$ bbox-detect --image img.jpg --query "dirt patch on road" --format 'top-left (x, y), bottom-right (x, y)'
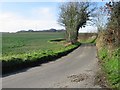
top-left (67, 73), bottom-right (89, 83)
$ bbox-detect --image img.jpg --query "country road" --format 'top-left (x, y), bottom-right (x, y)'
top-left (2, 45), bottom-right (101, 88)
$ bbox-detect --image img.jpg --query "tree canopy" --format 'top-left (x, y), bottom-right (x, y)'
top-left (58, 2), bottom-right (95, 44)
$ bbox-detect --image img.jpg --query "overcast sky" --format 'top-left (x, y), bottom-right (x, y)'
top-left (0, 0), bottom-right (108, 33)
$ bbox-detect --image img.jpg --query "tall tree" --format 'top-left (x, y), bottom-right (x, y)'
top-left (58, 2), bottom-right (95, 44)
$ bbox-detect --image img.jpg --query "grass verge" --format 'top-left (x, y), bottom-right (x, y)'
top-left (2, 42), bottom-right (81, 74)
top-left (97, 47), bottom-right (120, 89)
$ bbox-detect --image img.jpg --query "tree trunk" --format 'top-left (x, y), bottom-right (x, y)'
top-left (65, 28), bottom-right (78, 44)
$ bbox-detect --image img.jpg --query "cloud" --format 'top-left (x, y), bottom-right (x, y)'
top-left (0, 0), bottom-right (112, 2)
top-left (0, 0), bottom-right (67, 2)
top-left (0, 7), bottom-right (97, 33)
top-left (0, 8), bottom-right (63, 32)
top-left (31, 7), bottom-right (55, 20)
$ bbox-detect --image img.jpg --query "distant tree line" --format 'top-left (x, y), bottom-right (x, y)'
top-left (17, 28), bottom-right (65, 33)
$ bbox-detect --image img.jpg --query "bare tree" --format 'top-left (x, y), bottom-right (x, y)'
top-left (93, 6), bottom-right (108, 32)
top-left (58, 2), bottom-right (95, 44)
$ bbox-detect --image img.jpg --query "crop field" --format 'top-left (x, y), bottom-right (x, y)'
top-left (2, 32), bottom-right (66, 59)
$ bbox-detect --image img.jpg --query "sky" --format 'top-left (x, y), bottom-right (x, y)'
top-left (0, 1), bottom-right (108, 33)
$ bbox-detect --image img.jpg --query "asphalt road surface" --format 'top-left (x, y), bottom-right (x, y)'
top-left (2, 45), bottom-right (101, 88)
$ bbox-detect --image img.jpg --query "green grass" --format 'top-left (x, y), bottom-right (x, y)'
top-left (98, 47), bottom-right (120, 89)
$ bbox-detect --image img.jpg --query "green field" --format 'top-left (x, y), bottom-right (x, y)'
top-left (2, 32), bottom-right (67, 59)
